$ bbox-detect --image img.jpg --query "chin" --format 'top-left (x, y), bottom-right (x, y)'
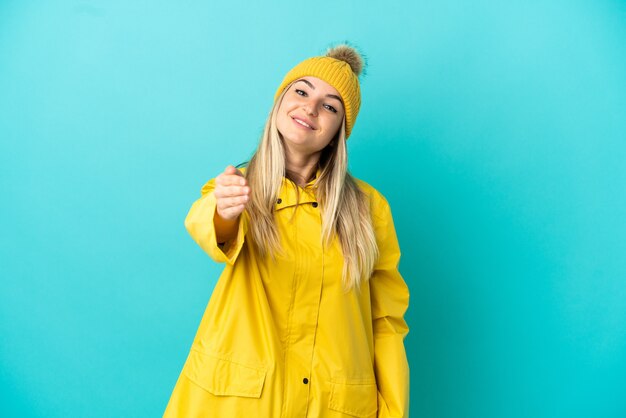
top-left (283, 136), bottom-right (321, 153)
top-left (283, 137), bottom-right (309, 149)
top-left (281, 129), bottom-right (310, 144)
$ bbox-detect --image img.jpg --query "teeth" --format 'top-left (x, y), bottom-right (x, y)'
top-left (294, 118), bottom-right (311, 128)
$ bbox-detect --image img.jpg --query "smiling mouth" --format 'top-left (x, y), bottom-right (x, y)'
top-left (291, 116), bottom-right (314, 130)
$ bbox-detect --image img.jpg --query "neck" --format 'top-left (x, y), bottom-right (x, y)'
top-left (284, 149), bottom-right (321, 187)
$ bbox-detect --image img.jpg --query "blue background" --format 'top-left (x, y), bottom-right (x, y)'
top-left (1, 1), bottom-right (625, 417)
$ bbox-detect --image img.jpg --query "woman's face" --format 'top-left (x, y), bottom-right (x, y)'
top-left (276, 76), bottom-right (345, 158)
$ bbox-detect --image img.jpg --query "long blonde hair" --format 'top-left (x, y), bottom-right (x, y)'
top-left (245, 84), bottom-right (379, 292)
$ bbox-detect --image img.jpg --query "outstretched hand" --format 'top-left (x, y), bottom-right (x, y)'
top-left (214, 165), bottom-right (250, 221)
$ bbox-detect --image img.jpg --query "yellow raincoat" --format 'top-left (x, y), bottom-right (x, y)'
top-left (164, 168), bottom-right (410, 417)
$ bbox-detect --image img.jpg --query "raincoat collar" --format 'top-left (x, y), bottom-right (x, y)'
top-left (238, 165), bottom-right (321, 210)
top-left (276, 166), bottom-right (321, 210)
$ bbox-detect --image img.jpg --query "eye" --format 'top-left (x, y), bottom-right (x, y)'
top-left (295, 89), bottom-right (307, 97)
top-left (324, 104), bottom-right (338, 113)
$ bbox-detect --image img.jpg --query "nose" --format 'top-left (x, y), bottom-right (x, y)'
top-left (303, 102), bottom-right (318, 117)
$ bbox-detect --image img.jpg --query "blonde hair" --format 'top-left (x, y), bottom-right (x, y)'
top-left (245, 84), bottom-right (379, 292)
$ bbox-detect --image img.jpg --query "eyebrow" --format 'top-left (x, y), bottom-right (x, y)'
top-left (295, 79), bottom-right (344, 105)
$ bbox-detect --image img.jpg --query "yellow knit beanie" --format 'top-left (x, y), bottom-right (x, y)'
top-left (274, 44), bottom-right (365, 139)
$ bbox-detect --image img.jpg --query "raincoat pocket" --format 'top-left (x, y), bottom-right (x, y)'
top-left (183, 348), bottom-right (267, 398)
top-left (328, 378), bottom-right (378, 417)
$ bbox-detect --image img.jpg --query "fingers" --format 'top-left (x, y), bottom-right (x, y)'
top-left (216, 192), bottom-right (248, 220)
top-left (216, 165), bottom-right (247, 187)
top-left (224, 165), bottom-right (244, 177)
top-left (214, 185), bottom-right (250, 199)
top-left (216, 194), bottom-right (249, 208)
top-left (215, 165), bottom-right (250, 221)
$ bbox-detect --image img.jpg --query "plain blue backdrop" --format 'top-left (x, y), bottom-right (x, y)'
top-left (1, 0), bottom-right (625, 417)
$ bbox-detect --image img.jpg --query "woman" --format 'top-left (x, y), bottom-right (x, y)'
top-left (164, 44), bottom-right (410, 418)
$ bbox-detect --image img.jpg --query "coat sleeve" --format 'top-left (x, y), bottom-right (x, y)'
top-left (369, 191), bottom-right (410, 418)
top-left (183, 178), bottom-right (248, 265)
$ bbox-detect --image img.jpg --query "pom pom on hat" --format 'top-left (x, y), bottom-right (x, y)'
top-left (325, 44), bottom-right (365, 77)
top-left (274, 43), bottom-right (365, 139)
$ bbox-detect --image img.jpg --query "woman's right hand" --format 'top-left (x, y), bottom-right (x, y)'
top-left (214, 165), bottom-right (250, 221)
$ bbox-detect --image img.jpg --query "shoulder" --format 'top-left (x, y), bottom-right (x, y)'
top-left (200, 177), bottom-right (217, 196)
top-left (353, 176), bottom-right (388, 203)
top-left (352, 176), bottom-right (392, 220)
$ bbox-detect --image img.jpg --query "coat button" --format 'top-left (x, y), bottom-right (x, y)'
top-left (303, 378), bottom-right (309, 384)
top-left (312, 202), bottom-right (318, 208)
top-left (277, 198), bottom-right (282, 204)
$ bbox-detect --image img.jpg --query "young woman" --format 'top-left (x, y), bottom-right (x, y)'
top-left (164, 44), bottom-right (410, 418)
